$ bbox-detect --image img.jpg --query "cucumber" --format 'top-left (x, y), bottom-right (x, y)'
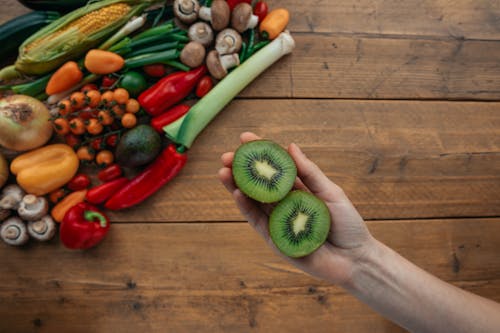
top-left (16, 0), bottom-right (88, 12)
top-left (0, 10), bottom-right (60, 60)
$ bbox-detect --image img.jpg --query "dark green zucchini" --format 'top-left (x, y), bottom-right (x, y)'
top-left (0, 10), bottom-right (60, 60)
top-left (16, 0), bottom-right (89, 12)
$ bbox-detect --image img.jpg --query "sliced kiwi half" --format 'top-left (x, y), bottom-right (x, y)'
top-left (232, 140), bottom-right (297, 203)
top-left (269, 190), bottom-right (331, 258)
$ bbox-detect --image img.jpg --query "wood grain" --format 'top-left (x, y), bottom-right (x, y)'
top-left (105, 99), bottom-right (500, 222)
top-left (2, 3), bottom-right (500, 100)
top-left (1, 218), bottom-right (499, 332)
top-left (237, 34), bottom-right (500, 100)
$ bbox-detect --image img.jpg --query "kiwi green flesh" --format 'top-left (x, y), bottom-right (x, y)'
top-left (269, 191), bottom-right (331, 258)
top-left (232, 140), bottom-right (297, 203)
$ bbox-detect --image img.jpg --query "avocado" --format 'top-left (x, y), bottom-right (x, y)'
top-left (115, 124), bottom-right (161, 168)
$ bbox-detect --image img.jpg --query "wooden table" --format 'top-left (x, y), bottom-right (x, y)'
top-left (1, 1), bottom-right (499, 332)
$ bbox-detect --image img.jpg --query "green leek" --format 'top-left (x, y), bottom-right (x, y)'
top-left (164, 31), bottom-right (295, 148)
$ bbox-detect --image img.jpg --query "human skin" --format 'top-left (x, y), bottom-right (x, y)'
top-left (218, 132), bottom-right (500, 333)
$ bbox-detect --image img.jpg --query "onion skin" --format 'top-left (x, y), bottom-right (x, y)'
top-left (0, 153), bottom-right (7, 189)
top-left (0, 95), bottom-right (53, 152)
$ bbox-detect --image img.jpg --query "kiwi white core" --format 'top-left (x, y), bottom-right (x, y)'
top-left (255, 160), bottom-right (278, 180)
top-left (292, 212), bottom-right (309, 235)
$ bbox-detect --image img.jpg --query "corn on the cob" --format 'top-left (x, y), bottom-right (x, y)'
top-left (15, 0), bottom-right (161, 75)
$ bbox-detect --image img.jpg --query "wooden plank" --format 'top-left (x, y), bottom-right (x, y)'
top-left (283, 0), bottom-right (500, 40)
top-left (0, 218), bottom-right (499, 332)
top-left (2, 0), bottom-right (500, 41)
top-left (238, 34), bottom-right (500, 100)
top-left (2, 3), bottom-right (500, 100)
top-left (105, 99), bottom-right (500, 222)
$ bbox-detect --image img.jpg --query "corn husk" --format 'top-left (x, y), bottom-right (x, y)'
top-left (14, 0), bottom-right (161, 75)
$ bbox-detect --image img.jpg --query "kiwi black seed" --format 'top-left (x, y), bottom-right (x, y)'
top-left (232, 140), bottom-right (297, 203)
top-left (269, 190), bottom-right (331, 258)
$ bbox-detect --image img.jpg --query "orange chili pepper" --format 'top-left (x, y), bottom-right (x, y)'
top-left (259, 8), bottom-right (289, 40)
top-left (46, 61), bottom-right (83, 95)
top-left (84, 49), bottom-right (124, 75)
top-left (51, 189), bottom-right (88, 223)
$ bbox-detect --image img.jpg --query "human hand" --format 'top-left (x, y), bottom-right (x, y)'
top-left (218, 132), bottom-right (375, 287)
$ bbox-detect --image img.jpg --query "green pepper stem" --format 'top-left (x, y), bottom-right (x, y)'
top-left (84, 210), bottom-right (108, 228)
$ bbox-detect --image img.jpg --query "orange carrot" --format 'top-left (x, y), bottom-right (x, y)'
top-left (45, 61), bottom-right (83, 95)
top-left (51, 189), bottom-right (87, 223)
top-left (84, 49), bottom-right (125, 74)
top-left (259, 8), bottom-right (290, 40)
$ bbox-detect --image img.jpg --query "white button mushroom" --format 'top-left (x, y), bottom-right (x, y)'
top-left (215, 28), bottom-right (243, 55)
top-left (0, 184), bottom-right (25, 210)
top-left (180, 41), bottom-right (207, 68)
top-left (17, 194), bottom-right (49, 222)
top-left (27, 215), bottom-right (56, 242)
top-left (188, 22), bottom-right (214, 47)
top-left (173, 0), bottom-right (200, 24)
top-left (1, 216), bottom-right (29, 246)
top-left (199, 0), bottom-right (230, 31)
top-left (206, 50), bottom-right (240, 80)
top-left (231, 3), bottom-right (259, 33)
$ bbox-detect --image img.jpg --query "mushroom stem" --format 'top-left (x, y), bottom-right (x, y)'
top-left (219, 54), bottom-right (240, 70)
top-left (1, 217), bottom-right (29, 246)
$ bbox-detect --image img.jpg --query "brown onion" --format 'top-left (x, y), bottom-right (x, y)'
top-left (0, 95), bottom-right (53, 152)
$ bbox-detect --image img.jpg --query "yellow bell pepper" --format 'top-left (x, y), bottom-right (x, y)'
top-left (10, 144), bottom-right (79, 196)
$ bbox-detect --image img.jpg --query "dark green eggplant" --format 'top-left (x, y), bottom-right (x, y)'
top-left (16, 0), bottom-right (89, 12)
top-left (0, 10), bottom-right (60, 60)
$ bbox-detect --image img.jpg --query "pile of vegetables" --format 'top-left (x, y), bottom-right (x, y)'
top-left (0, 0), bottom-right (294, 249)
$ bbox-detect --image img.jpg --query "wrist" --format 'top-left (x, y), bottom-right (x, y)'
top-left (339, 236), bottom-right (386, 292)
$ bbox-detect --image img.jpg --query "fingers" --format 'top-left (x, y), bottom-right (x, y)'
top-left (218, 166), bottom-right (236, 193)
top-left (221, 152), bottom-right (234, 168)
top-left (288, 143), bottom-right (347, 203)
top-left (240, 132), bottom-right (261, 143)
top-left (232, 189), bottom-right (272, 243)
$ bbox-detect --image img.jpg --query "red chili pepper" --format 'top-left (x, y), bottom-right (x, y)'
top-left (60, 202), bottom-right (110, 249)
top-left (67, 174), bottom-right (91, 191)
top-left (227, 0), bottom-right (251, 11)
top-left (105, 144), bottom-right (187, 210)
top-left (98, 164), bottom-right (123, 182)
top-left (253, 1), bottom-right (268, 23)
top-left (86, 177), bottom-right (129, 205)
top-left (138, 66), bottom-right (206, 117)
top-left (195, 75), bottom-right (213, 98)
top-left (150, 104), bottom-right (190, 133)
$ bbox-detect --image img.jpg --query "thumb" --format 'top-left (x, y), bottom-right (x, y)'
top-left (288, 143), bottom-right (348, 204)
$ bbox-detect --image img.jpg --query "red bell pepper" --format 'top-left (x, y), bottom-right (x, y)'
top-left (86, 177), bottom-right (129, 205)
top-left (105, 144), bottom-right (187, 210)
top-left (98, 164), bottom-right (123, 182)
top-left (138, 66), bottom-right (206, 117)
top-left (60, 202), bottom-right (110, 249)
top-left (150, 104), bottom-right (190, 133)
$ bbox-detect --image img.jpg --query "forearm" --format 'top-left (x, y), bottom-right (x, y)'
top-left (343, 239), bottom-right (500, 333)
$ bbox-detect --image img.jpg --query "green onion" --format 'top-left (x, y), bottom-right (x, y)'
top-left (125, 41), bottom-right (180, 58)
top-left (99, 14), bottom-right (147, 50)
top-left (163, 60), bottom-right (190, 71)
top-left (131, 22), bottom-right (174, 41)
top-left (164, 31), bottom-right (295, 148)
top-left (124, 49), bottom-right (179, 68)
